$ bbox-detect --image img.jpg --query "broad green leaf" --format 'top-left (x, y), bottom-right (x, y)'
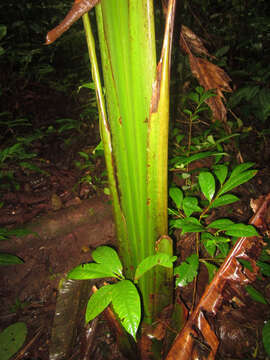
top-left (202, 260), bottom-right (218, 283)
top-left (174, 254), bottom-right (199, 287)
top-left (0, 322), bottom-right (27, 360)
top-left (92, 246), bottom-right (123, 277)
top-left (230, 162), bottom-right (254, 178)
top-left (245, 285), bottom-right (267, 304)
top-left (216, 241), bottom-right (229, 257)
top-left (210, 194), bottom-right (239, 208)
top-left (207, 218), bottom-right (234, 230)
top-left (0, 253), bottom-right (24, 266)
top-left (169, 187), bottom-right (183, 209)
top-left (257, 260), bottom-right (270, 276)
top-left (112, 280), bottom-right (141, 339)
top-left (213, 164), bottom-right (228, 185)
top-left (134, 253), bottom-right (177, 283)
top-left (68, 246), bottom-right (124, 280)
top-left (85, 284), bottom-right (113, 323)
top-left (202, 233), bottom-right (230, 257)
top-left (201, 232), bottom-right (216, 257)
top-left (183, 197), bottom-right (202, 217)
top-left (179, 217), bottom-right (205, 234)
top-left (219, 170), bottom-right (257, 196)
top-left (203, 241), bottom-right (216, 257)
top-left (169, 218), bottom-right (184, 229)
top-left (263, 320), bottom-right (270, 356)
top-left (225, 224), bottom-right (258, 237)
top-left (68, 263), bottom-right (117, 280)
top-left (198, 172), bottom-right (215, 201)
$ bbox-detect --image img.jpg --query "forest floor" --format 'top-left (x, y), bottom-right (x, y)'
top-left (0, 80), bottom-right (270, 360)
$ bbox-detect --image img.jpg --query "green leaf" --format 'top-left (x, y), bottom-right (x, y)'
top-left (169, 187), bottom-right (183, 209)
top-left (207, 218), bottom-right (234, 230)
top-left (238, 258), bottom-right (253, 272)
top-left (257, 260), bottom-right (270, 276)
top-left (219, 170), bottom-right (257, 196)
top-left (0, 322), bottom-right (27, 360)
top-left (68, 246), bottom-right (124, 280)
top-left (92, 246), bottom-right (123, 278)
top-left (0, 228), bottom-right (35, 240)
top-left (178, 217), bottom-right (205, 234)
top-left (245, 285), bottom-right (267, 304)
top-left (201, 232), bottom-right (216, 257)
top-left (210, 194), bottom-right (239, 208)
top-left (134, 253), bottom-right (177, 283)
top-left (85, 284), bottom-right (113, 323)
top-left (216, 241), bottom-right (230, 257)
top-left (263, 320), bottom-right (270, 356)
top-left (213, 164), bottom-right (228, 185)
top-left (112, 280), bottom-right (141, 339)
top-left (68, 263), bottom-right (117, 280)
top-left (0, 25), bottom-right (7, 41)
top-left (183, 109), bottom-right (192, 116)
top-left (202, 260), bottom-right (218, 283)
top-left (170, 151), bottom-right (223, 170)
top-left (224, 224), bottom-right (258, 237)
top-left (202, 233), bottom-right (230, 257)
top-left (230, 162), bottom-right (255, 178)
top-left (0, 253), bottom-right (24, 266)
top-left (174, 254), bottom-right (199, 287)
top-left (183, 197), bottom-right (202, 217)
top-left (215, 45), bottom-right (230, 57)
top-left (198, 172), bottom-right (215, 201)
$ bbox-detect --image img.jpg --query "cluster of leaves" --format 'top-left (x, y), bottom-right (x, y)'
top-left (68, 246), bottom-right (176, 339)
top-left (170, 86), bottom-right (239, 178)
top-left (169, 162), bottom-right (258, 284)
top-left (228, 63), bottom-right (270, 123)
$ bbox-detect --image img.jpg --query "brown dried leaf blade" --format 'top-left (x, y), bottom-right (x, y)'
top-left (180, 25), bottom-right (232, 122)
top-left (180, 25), bottom-right (213, 59)
top-left (166, 193), bottom-right (270, 360)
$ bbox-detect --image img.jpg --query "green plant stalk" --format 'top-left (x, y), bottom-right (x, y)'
top-left (146, 0), bottom-right (176, 320)
top-left (81, 13), bottom-right (127, 259)
top-left (82, 0), bottom-right (175, 326)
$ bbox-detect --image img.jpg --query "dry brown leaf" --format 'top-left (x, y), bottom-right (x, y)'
top-left (180, 25), bottom-right (214, 59)
top-left (180, 25), bottom-right (232, 122)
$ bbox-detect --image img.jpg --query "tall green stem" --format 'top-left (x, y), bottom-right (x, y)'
top-left (83, 0), bottom-right (175, 326)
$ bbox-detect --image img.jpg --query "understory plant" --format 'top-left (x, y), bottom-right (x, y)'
top-left (45, 0), bottom-right (266, 358)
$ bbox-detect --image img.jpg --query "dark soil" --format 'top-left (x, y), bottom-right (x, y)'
top-left (0, 80), bottom-right (270, 360)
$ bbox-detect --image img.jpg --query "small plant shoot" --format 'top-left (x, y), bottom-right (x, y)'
top-left (68, 245), bottom-right (178, 339)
